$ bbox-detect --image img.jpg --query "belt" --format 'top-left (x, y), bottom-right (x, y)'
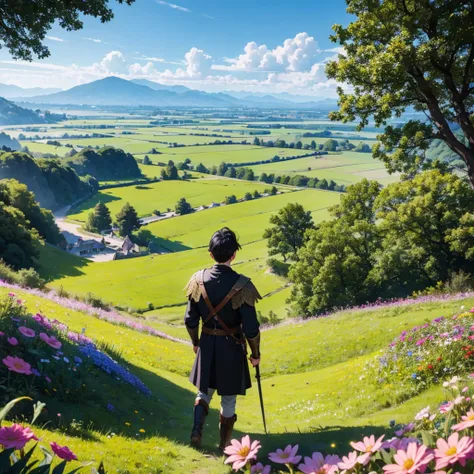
top-left (201, 326), bottom-right (242, 337)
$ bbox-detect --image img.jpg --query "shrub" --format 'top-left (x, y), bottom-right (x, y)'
top-left (267, 258), bottom-right (290, 277)
top-left (16, 268), bottom-right (45, 289)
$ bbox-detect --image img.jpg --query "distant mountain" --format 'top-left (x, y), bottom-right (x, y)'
top-left (0, 132), bottom-right (21, 151)
top-left (131, 79), bottom-right (190, 94)
top-left (0, 83), bottom-right (61, 99)
top-left (0, 97), bottom-right (46, 125)
top-left (23, 76), bottom-right (338, 109)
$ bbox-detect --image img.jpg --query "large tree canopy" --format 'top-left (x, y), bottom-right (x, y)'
top-left (0, 0), bottom-right (135, 61)
top-left (326, 0), bottom-right (474, 184)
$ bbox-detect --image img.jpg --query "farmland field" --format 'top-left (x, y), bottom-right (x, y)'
top-left (67, 177), bottom-right (283, 221)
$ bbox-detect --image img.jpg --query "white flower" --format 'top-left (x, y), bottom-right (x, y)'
top-left (415, 406), bottom-right (431, 421)
top-left (443, 376), bottom-right (459, 388)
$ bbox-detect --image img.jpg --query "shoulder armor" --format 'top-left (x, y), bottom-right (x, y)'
top-left (184, 271), bottom-right (202, 302)
top-left (231, 279), bottom-right (262, 309)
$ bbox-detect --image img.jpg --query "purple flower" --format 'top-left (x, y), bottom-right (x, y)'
top-left (31, 368), bottom-right (41, 377)
top-left (107, 403), bottom-right (114, 412)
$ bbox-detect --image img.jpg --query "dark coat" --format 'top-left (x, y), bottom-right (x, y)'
top-left (184, 264), bottom-right (261, 396)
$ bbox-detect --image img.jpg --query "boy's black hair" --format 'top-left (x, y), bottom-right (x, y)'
top-left (208, 227), bottom-right (242, 263)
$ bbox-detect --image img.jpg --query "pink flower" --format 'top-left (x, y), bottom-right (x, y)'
top-left (45, 376), bottom-right (52, 383)
top-left (0, 331), bottom-right (4, 336)
top-left (7, 337), bottom-right (18, 346)
top-left (2, 356), bottom-right (32, 375)
top-left (8, 292), bottom-right (15, 297)
top-left (50, 442), bottom-right (78, 461)
top-left (439, 402), bottom-right (454, 414)
top-left (452, 409), bottom-right (474, 431)
top-left (383, 443), bottom-right (434, 474)
top-left (268, 444), bottom-right (302, 464)
top-left (0, 424), bottom-right (37, 449)
top-left (351, 434), bottom-right (384, 465)
top-left (39, 332), bottom-right (62, 349)
top-left (338, 451), bottom-right (359, 471)
top-left (298, 453), bottom-right (340, 474)
top-left (434, 432), bottom-right (474, 470)
top-left (224, 435), bottom-right (261, 471)
top-left (18, 326), bottom-right (36, 338)
top-left (251, 463), bottom-right (271, 474)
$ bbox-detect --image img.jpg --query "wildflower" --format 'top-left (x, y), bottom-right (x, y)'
top-left (31, 368), bottom-right (41, 377)
top-left (45, 376), bottom-right (51, 383)
top-left (0, 424), bottom-right (37, 449)
top-left (338, 451), bottom-right (359, 471)
top-left (18, 326), bottom-right (36, 338)
top-left (351, 434), bottom-right (384, 464)
top-left (268, 444), bottom-right (302, 465)
top-left (251, 463), bottom-right (271, 474)
top-left (442, 376), bottom-right (459, 389)
top-left (63, 357), bottom-right (69, 363)
top-left (125, 422), bottom-right (131, 426)
top-left (415, 407), bottom-right (432, 421)
top-left (40, 333), bottom-right (62, 349)
top-left (452, 408), bottom-right (474, 431)
top-left (439, 402), bottom-right (454, 414)
top-left (298, 453), bottom-right (340, 474)
top-left (107, 403), bottom-right (114, 412)
top-left (139, 429), bottom-right (145, 433)
top-left (395, 423), bottom-right (415, 437)
top-left (8, 292), bottom-right (15, 297)
top-left (3, 356), bottom-right (32, 375)
top-left (383, 442), bottom-right (434, 474)
top-left (7, 337), bottom-right (18, 346)
top-left (50, 442), bottom-right (78, 461)
top-left (434, 432), bottom-right (474, 470)
top-left (0, 331), bottom-right (4, 336)
top-left (224, 435), bottom-right (261, 471)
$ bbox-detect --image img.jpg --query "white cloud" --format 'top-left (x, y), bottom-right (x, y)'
top-left (46, 36), bottom-right (66, 43)
top-left (215, 32), bottom-right (321, 73)
top-left (184, 47), bottom-right (212, 77)
top-left (129, 61), bottom-right (156, 75)
top-left (135, 56), bottom-right (165, 62)
top-left (83, 37), bottom-right (103, 44)
top-left (157, 0), bottom-right (191, 13)
top-left (100, 51), bottom-right (128, 74)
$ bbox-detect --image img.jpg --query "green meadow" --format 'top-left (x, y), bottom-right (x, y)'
top-left (1, 284), bottom-right (470, 472)
top-left (67, 178), bottom-right (281, 221)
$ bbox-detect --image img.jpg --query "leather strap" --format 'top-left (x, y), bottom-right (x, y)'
top-left (197, 269), bottom-right (249, 350)
top-left (202, 326), bottom-right (241, 337)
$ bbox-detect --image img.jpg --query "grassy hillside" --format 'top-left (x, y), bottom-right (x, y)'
top-left (67, 178), bottom-right (282, 221)
top-left (1, 285), bottom-right (470, 472)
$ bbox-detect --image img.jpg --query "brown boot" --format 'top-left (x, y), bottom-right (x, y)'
top-left (191, 399), bottom-right (209, 447)
top-left (218, 413), bottom-right (237, 452)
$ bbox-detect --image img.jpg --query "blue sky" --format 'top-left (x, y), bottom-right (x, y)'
top-left (0, 0), bottom-right (352, 96)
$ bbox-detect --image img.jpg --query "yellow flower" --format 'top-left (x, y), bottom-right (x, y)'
top-left (125, 422), bottom-right (131, 426)
top-left (330, 443), bottom-right (336, 448)
top-left (134, 410), bottom-right (139, 414)
top-left (139, 429), bottom-right (145, 433)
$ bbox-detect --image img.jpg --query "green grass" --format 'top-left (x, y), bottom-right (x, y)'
top-left (67, 178), bottom-right (281, 221)
top-left (251, 152), bottom-right (398, 185)
top-left (19, 141), bottom-right (71, 156)
top-left (2, 286), bottom-right (469, 472)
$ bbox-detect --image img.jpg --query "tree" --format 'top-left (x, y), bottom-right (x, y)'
top-left (326, 0), bottom-right (474, 185)
top-left (175, 197), bottom-right (193, 215)
top-left (196, 163), bottom-right (209, 173)
top-left (217, 162), bottom-right (229, 176)
top-left (354, 142), bottom-right (371, 153)
top-left (85, 202), bottom-right (111, 233)
top-left (259, 172), bottom-right (269, 183)
top-left (323, 139), bottom-right (339, 152)
top-left (310, 140), bottom-right (317, 150)
top-left (274, 139), bottom-right (286, 148)
top-left (263, 203), bottom-right (314, 262)
top-left (244, 192), bottom-right (253, 201)
top-left (295, 141), bottom-right (303, 149)
top-left (289, 180), bottom-right (382, 316)
top-left (225, 167), bottom-right (237, 178)
top-left (253, 137), bottom-right (261, 146)
top-left (115, 202), bottom-right (140, 236)
top-left (253, 190), bottom-right (261, 199)
top-left (142, 155), bottom-right (150, 165)
top-left (244, 169), bottom-right (255, 181)
top-left (0, 0), bottom-right (135, 61)
top-left (225, 195), bottom-right (238, 205)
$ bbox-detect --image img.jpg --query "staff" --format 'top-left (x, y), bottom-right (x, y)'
top-left (255, 365), bottom-right (267, 434)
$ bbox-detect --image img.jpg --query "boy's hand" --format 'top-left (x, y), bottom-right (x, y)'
top-left (249, 356), bottom-right (260, 367)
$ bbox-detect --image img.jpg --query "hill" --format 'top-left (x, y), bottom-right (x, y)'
top-left (24, 76), bottom-right (327, 108)
top-left (1, 282), bottom-right (472, 472)
top-left (0, 131), bottom-right (21, 150)
top-left (131, 78), bottom-right (190, 93)
top-left (64, 146), bottom-right (142, 180)
top-left (0, 151), bottom-right (98, 210)
top-left (0, 96), bottom-right (46, 125)
top-left (0, 83), bottom-right (61, 99)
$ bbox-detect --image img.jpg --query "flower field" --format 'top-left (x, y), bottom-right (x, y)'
top-left (2, 285), bottom-right (474, 472)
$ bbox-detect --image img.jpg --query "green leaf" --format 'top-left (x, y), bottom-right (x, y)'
top-left (38, 446), bottom-right (53, 467)
top-left (7, 442), bottom-right (37, 474)
top-left (421, 430), bottom-right (435, 447)
top-left (0, 397), bottom-right (32, 423)
top-left (0, 448), bottom-right (14, 471)
top-left (52, 460), bottom-right (67, 474)
top-left (31, 401), bottom-right (47, 425)
top-left (27, 466), bottom-right (51, 474)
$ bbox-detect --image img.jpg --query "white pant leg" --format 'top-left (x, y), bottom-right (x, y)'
top-left (220, 395), bottom-right (237, 418)
top-left (196, 388), bottom-right (215, 406)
